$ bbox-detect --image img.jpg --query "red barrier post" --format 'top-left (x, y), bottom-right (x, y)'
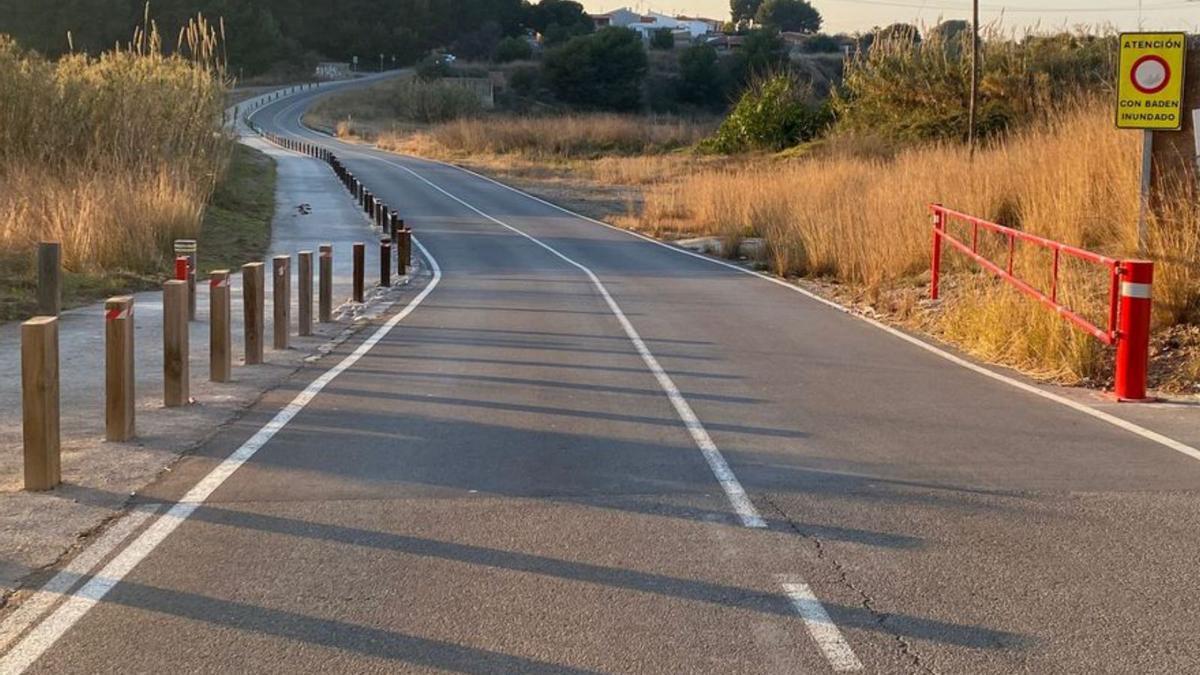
top-left (930, 204), bottom-right (944, 300)
top-left (174, 256), bottom-right (189, 281)
top-left (1114, 260), bottom-right (1154, 401)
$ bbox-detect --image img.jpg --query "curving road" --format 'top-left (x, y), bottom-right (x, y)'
top-left (5, 80), bottom-right (1200, 673)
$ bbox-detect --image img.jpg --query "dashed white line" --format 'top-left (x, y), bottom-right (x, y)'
top-left (778, 576), bottom-right (864, 672)
top-left (0, 239), bottom-right (442, 674)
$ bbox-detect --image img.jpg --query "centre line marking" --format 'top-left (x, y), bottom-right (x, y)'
top-left (778, 575), bottom-right (864, 672)
top-left (0, 239), bottom-right (441, 674)
top-left (373, 154), bottom-right (766, 529)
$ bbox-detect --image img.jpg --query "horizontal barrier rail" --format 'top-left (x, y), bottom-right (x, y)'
top-left (929, 203), bottom-right (1154, 401)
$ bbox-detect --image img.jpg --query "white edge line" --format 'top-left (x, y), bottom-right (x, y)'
top-left (778, 575), bottom-right (864, 672)
top-left (0, 239), bottom-right (441, 674)
top-left (0, 504), bottom-right (158, 655)
top-left (413, 156), bottom-right (1200, 465)
top-left (363, 153), bottom-right (767, 530)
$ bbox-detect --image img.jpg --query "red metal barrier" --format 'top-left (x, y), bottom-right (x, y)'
top-left (929, 203), bottom-right (1154, 401)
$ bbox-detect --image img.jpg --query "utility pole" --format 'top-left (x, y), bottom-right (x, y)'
top-left (967, 0), bottom-right (980, 158)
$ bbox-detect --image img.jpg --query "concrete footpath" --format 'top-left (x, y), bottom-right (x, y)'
top-left (0, 94), bottom-right (412, 598)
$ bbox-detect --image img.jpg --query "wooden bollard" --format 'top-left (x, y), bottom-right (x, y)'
top-left (380, 239), bottom-right (392, 287)
top-left (163, 280), bottom-right (189, 407)
top-left (21, 316), bottom-right (60, 491)
top-left (399, 229), bottom-right (412, 276)
top-left (104, 296), bottom-right (135, 441)
top-left (210, 271), bottom-right (231, 382)
top-left (36, 242), bottom-right (61, 316)
top-left (273, 255), bottom-right (290, 350)
top-left (352, 242), bottom-right (365, 303)
top-left (298, 251), bottom-right (313, 336)
top-left (242, 262), bottom-right (264, 365)
top-left (319, 244), bottom-right (333, 323)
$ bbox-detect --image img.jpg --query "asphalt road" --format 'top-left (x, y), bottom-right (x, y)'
top-left (5, 81), bottom-right (1200, 674)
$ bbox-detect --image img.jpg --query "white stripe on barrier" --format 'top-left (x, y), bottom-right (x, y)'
top-left (1120, 282), bottom-right (1152, 299)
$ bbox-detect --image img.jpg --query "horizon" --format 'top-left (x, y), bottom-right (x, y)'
top-left (581, 0), bottom-right (1200, 35)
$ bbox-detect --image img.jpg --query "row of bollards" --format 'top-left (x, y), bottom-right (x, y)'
top-left (19, 84), bottom-right (416, 492)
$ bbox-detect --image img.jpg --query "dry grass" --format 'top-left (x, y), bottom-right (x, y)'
top-left (0, 19), bottom-right (228, 282)
top-left (383, 114), bottom-right (715, 159)
top-left (632, 103), bottom-right (1196, 382)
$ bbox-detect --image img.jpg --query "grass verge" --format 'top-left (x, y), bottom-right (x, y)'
top-left (197, 144), bottom-right (277, 274)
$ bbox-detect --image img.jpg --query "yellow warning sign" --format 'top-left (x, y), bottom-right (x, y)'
top-left (1116, 32), bottom-right (1187, 130)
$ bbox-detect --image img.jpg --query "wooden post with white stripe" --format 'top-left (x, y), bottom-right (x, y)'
top-left (22, 316), bottom-right (60, 491)
top-left (105, 296), bottom-right (135, 441)
top-left (210, 271), bottom-right (231, 382)
top-left (163, 280), bottom-right (189, 407)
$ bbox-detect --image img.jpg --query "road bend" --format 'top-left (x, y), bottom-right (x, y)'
top-left (5, 82), bottom-right (1200, 673)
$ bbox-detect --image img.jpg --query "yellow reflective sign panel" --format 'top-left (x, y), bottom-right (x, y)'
top-left (1116, 32), bottom-right (1187, 130)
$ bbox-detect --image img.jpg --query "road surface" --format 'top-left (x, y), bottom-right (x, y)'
top-left (4, 81), bottom-right (1200, 674)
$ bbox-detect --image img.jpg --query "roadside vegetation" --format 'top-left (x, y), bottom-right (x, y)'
top-left (305, 16), bottom-right (1199, 390)
top-left (0, 18), bottom-right (232, 321)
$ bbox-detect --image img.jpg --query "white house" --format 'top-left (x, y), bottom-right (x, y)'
top-left (589, 8), bottom-right (717, 40)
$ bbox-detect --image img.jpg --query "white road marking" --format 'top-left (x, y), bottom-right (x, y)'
top-left (0, 504), bottom-right (156, 655)
top-left (428, 158), bottom-right (1200, 465)
top-left (0, 240), bottom-right (442, 673)
top-left (778, 576), bottom-right (864, 672)
top-left (374, 154), bottom-right (767, 529)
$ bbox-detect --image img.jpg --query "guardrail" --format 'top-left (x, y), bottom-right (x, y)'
top-left (929, 203), bottom-right (1154, 401)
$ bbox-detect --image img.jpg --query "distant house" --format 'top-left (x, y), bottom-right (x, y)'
top-left (588, 8), bottom-right (719, 41)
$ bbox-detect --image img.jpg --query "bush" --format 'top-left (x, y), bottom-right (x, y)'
top-left (508, 65), bottom-right (541, 96)
top-left (800, 33), bottom-right (841, 53)
top-left (650, 28), bottom-right (675, 50)
top-left (703, 73), bottom-right (831, 152)
top-left (724, 29), bottom-right (789, 90)
top-left (543, 27), bottom-right (648, 111)
top-left (833, 29), bottom-right (1115, 142)
top-left (388, 79), bottom-right (483, 123)
top-left (494, 36), bottom-right (534, 62)
top-left (415, 55), bottom-right (452, 81)
top-left (677, 44), bottom-right (724, 107)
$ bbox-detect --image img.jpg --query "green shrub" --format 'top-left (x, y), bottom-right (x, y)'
top-left (650, 28), bottom-right (675, 50)
top-left (415, 55), bottom-right (452, 81)
top-left (387, 79), bottom-right (482, 123)
top-left (677, 43), bottom-right (724, 107)
top-left (494, 36), bottom-right (534, 62)
top-left (703, 73), bottom-right (831, 152)
top-left (543, 27), bottom-right (648, 111)
top-left (508, 65), bottom-right (541, 96)
top-left (833, 29), bottom-right (1115, 143)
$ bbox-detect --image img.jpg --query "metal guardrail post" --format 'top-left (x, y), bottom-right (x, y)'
top-left (930, 204), bottom-right (944, 300)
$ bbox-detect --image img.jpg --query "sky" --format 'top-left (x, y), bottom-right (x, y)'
top-left (581, 0), bottom-right (1199, 35)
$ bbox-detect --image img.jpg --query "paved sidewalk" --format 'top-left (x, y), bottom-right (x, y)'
top-left (0, 93), bottom-right (408, 596)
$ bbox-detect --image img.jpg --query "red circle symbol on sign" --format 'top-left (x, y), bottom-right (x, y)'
top-left (1130, 54), bottom-right (1170, 94)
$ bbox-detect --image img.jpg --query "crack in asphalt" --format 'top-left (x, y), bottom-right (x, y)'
top-left (759, 494), bottom-right (939, 675)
